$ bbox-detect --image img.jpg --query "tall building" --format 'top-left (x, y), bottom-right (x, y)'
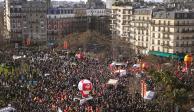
top-left (4, 0), bottom-right (47, 43)
top-left (110, 4), bottom-right (194, 54)
top-left (22, 0), bottom-right (47, 43)
top-left (4, 0), bottom-right (23, 42)
top-left (110, 5), bottom-right (133, 40)
top-left (130, 8), bottom-right (152, 54)
top-left (47, 7), bottom-right (75, 42)
top-left (151, 10), bottom-right (194, 54)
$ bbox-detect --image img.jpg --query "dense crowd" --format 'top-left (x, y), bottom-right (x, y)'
top-left (0, 48), bottom-right (162, 112)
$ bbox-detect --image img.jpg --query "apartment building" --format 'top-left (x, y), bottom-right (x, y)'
top-left (4, 0), bottom-right (48, 43)
top-left (151, 10), bottom-right (194, 54)
top-left (110, 5), bottom-right (133, 40)
top-left (47, 8), bottom-right (74, 41)
top-left (87, 8), bottom-right (110, 35)
top-left (110, 3), bottom-right (194, 54)
top-left (4, 0), bottom-right (23, 42)
top-left (130, 8), bottom-right (152, 54)
top-left (47, 6), bottom-right (110, 43)
top-left (22, 0), bottom-right (47, 43)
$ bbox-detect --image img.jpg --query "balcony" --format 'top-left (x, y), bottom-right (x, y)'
top-left (161, 44), bottom-right (173, 49)
top-left (180, 30), bottom-right (194, 33)
top-left (151, 23), bottom-right (174, 27)
top-left (175, 23), bottom-right (194, 26)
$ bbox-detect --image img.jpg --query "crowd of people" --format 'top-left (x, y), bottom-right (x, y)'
top-left (0, 48), bottom-right (163, 112)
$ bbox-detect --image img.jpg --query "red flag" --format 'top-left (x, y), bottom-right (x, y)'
top-left (63, 41), bottom-right (68, 49)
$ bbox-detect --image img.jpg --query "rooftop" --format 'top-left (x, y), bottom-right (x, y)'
top-left (152, 10), bottom-right (194, 19)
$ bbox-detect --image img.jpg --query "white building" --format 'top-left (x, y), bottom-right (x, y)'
top-left (130, 8), bottom-right (152, 54)
top-left (151, 10), bottom-right (194, 54)
top-left (4, 0), bottom-right (23, 41)
top-left (110, 6), bottom-right (133, 40)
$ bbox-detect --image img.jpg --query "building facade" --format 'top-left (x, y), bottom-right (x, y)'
top-left (110, 6), bottom-right (133, 40)
top-left (22, 0), bottom-right (47, 43)
top-left (47, 7), bottom-right (75, 41)
top-left (4, 0), bottom-right (23, 42)
top-left (110, 4), bottom-right (194, 54)
top-left (151, 11), bottom-right (194, 54)
top-left (130, 8), bottom-right (152, 54)
top-left (4, 0), bottom-right (47, 43)
top-left (47, 7), bottom-right (110, 42)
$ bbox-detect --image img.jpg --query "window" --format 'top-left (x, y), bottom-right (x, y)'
top-left (153, 33), bottom-right (155, 37)
top-left (176, 13), bottom-right (180, 18)
top-left (158, 27), bottom-right (160, 31)
top-left (176, 42), bottom-right (179, 47)
top-left (158, 40), bottom-right (160, 45)
top-left (167, 41), bottom-right (169, 45)
top-left (184, 14), bottom-right (187, 18)
top-left (153, 27), bottom-right (155, 31)
top-left (177, 21), bottom-right (179, 25)
top-left (168, 21), bottom-right (170, 25)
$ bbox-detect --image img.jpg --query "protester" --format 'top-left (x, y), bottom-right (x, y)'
top-left (0, 48), bottom-right (161, 112)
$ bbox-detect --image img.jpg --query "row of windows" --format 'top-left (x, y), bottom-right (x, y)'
top-left (48, 9), bottom-right (73, 14)
top-left (175, 13), bottom-right (193, 19)
top-left (88, 10), bottom-right (105, 14)
top-left (137, 16), bottom-right (150, 21)
top-left (153, 20), bottom-right (194, 25)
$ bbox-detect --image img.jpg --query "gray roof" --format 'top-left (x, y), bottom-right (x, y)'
top-left (152, 10), bottom-right (194, 19)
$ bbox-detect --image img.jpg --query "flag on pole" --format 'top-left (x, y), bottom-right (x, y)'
top-left (64, 41), bottom-right (68, 49)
